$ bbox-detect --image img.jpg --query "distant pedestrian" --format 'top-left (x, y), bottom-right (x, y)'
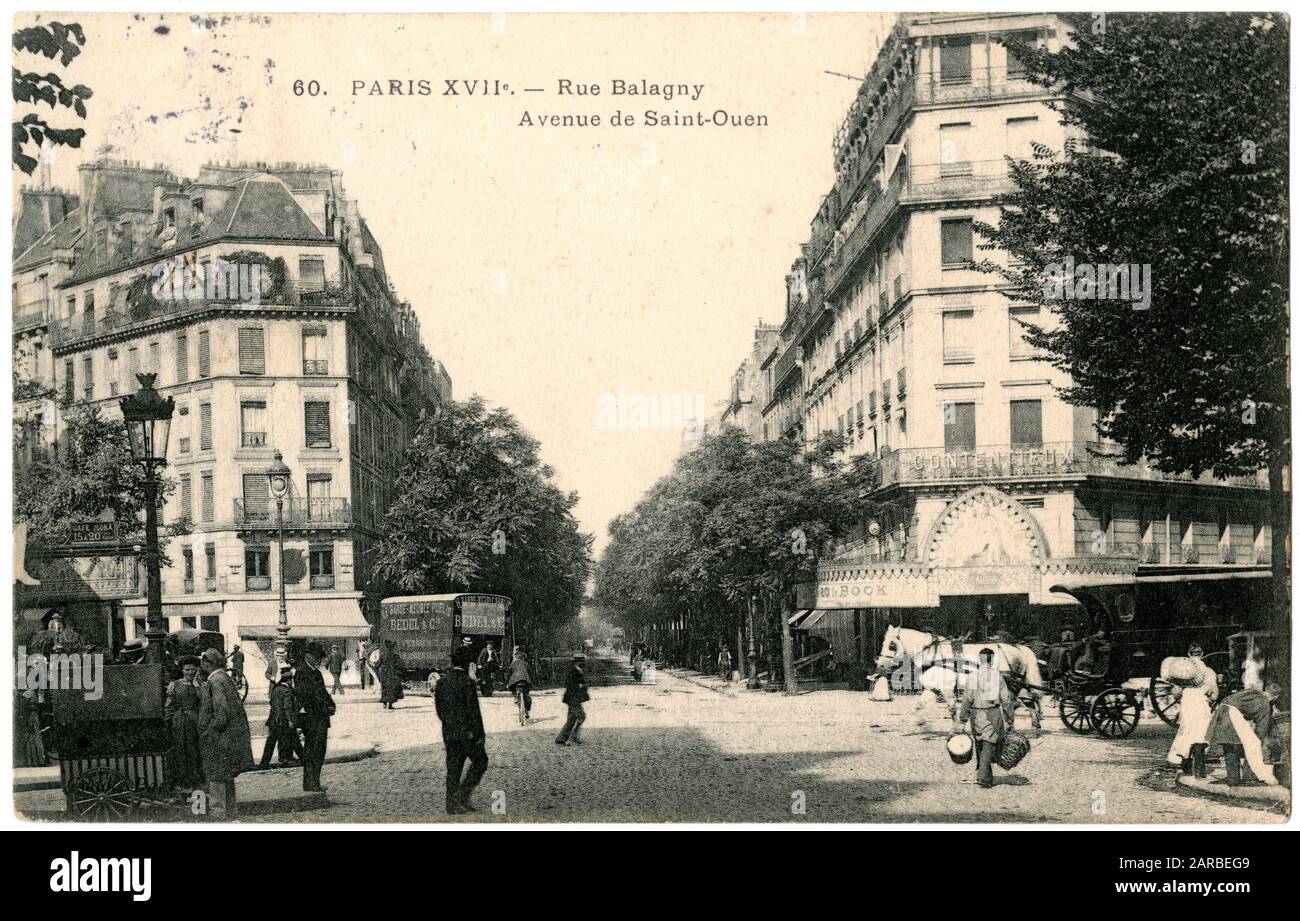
top-left (260, 667), bottom-right (304, 768)
top-left (357, 639), bottom-right (372, 690)
top-left (434, 646), bottom-right (489, 814)
top-left (294, 643), bottom-right (336, 793)
top-left (378, 641), bottom-right (405, 709)
top-left (955, 649), bottom-right (1012, 789)
top-left (327, 644), bottom-right (345, 695)
top-left (165, 656), bottom-right (205, 795)
top-left (230, 645), bottom-right (245, 676)
top-left (506, 645), bottom-right (533, 721)
top-left (717, 645), bottom-right (733, 681)
top-left (556, 655), bottom-right (590, 746)
top-left (197, 648), bottom-right (254, 817)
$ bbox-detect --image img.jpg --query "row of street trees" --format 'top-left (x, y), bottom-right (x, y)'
top-left (592, 429), bottom-right (872, 690)
top-left (370, 397), bottom-right (592, 653)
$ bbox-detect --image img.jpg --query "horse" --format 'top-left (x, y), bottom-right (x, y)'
top-left (876, 625), bottom-right (1044, 730)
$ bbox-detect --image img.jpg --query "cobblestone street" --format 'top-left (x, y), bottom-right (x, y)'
top-left (213, 663), bottom-right (1283, 824)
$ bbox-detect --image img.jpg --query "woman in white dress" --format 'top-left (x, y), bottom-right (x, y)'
top-left (1166, 644), bottom-right (1218, 771)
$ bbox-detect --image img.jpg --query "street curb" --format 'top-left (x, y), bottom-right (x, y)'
top-left (661, 668), bottom-right (741, 698)
top-left (13, 742), bottom-right (379, 793)
top-left (1173, 773), bottom-right (1291, 812)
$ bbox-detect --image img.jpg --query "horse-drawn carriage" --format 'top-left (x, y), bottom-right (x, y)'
top-left (1039, 580), bottom-right (1263, 738)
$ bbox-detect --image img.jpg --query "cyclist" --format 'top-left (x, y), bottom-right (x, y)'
top-left (505, 646), bottom-right (533, 722)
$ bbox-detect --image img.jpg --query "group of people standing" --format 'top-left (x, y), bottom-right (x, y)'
top-left (166, 642), bottom-right (338, 818)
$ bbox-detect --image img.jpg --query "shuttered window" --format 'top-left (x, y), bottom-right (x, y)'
top-left (149, 340), bottom-right (161, 374)
top-left (941, 219), bottom-right (973, 267)
top-left (942, 309), bottom-right (975, 363)
top-left (175, 334), bottom-right (188, 382)
top-left (199, 402), bottom-right (213, 451)
top-left (302, 326), bottom-right (328, 375)
top-left (242, 473), bottom-right (271, 520)
top-left (180, 474), bottom-right (193, 522)
top-left (304, 401), bottom-right (331, 448)
top-left (63, 359), bottom-right (74, 402)
top-left (1010, 400), bottom-right (1043, 448)
top-left (205, 542), bottom-right (216, 578)
top-left (238, 327), bottom-right (266, 375)
top-left (82, 356), bottom-right (93, 399)
top-left (298, 257), bottom-right (326, 292)
top-left (177, 405), bottom-right (191, 453)
top-left (944, 402), bottom-right (977, 452)
top-left (200, 473), bottom-right (214, 523)
top-left (198, 330), bottom-right (211, 378)
top-left (940, 35), bottom-right (972, 85)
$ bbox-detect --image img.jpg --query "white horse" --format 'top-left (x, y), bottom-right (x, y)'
top-left (876, 626), bottom-right (1044, 729)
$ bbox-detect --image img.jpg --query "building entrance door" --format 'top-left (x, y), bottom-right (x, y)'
top-left (938, 594), bottom-right (1031, 641)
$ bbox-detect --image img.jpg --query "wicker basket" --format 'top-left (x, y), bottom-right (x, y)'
top-left (996, 729), bottom-right (1031, 770)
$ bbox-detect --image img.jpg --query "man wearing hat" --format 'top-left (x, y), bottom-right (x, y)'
top-left (260, 667), bottom-right (304, 769)
top-left (197, 648), bottom-right (254, 817)
top-left (555, 654), bottom-right (590, 746)
top-left (434, 646), bottom-right (489, 814)
top-left (294, 642), bottom-right (336, 793)
top-left (954, 648), bottom-right (1012, 788)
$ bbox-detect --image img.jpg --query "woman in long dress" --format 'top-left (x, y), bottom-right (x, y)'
top-left (1166, 644), bottom-right (1218, 770)
top-left (165, 656), bottom-right (206, 794)
top-left (378, 642), bottom-right (405, 710)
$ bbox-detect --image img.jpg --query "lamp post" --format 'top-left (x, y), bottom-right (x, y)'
top-left (120, 373), bottom-right (175, 664)
top-left (267, 450), bottom-right (292, 664)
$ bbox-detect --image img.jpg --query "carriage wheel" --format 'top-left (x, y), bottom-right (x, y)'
top-left (1149, 678), bottom-right (1182, 727)
top-left (1090, 688), bottom-right (1141, 738)
top-left (69, 768), bottom-right (135, 821)
top-left (1059, 694), bottom-right (1093, 734)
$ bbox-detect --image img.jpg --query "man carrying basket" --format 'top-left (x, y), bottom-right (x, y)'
top-left (955, 648), bottom-right (1014, 788)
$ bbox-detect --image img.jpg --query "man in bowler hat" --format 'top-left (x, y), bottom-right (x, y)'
top-left (434, 646), bottom-right (489, 814)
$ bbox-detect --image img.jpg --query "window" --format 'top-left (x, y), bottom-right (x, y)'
top-left (1009, 306), bottom-right (1041, 359)
top-left (940, 35), bottom-right (972, 85)
top-left (303, 326), bottom-right (328, 375)
top-left (1004, 30), bottom-right (1037, 79)
top-left (942, 309), bottom-right (975, 363)
top-left (304, 401), bottom-right (332, 448)
top-left (298, 257), bottom-right (326, 293)
top-left (65, 294), bottom-right (76, 320)
top-left (205, 542), bottom-right (216, 579)
top-left (242, 473), bottom-right (271, 522)
top-left (177, 405), bottom-right (191, 453)
top-left (200, 614), bottom-right (219, 632)
top-left (163, 207), bottom-right (175, 229)
top-left (200, 472), bottom-right (214, 523)
top-left (182, 546), bottom-right (195, 589)
top-left (82, 356), bottom-right (93, 400)
top-left (941, 219), bottom-right (974, 267)
top-left (119, 223), bottom-right (134, 259)
top-left (127, 346), bottom-right (140, 382)
top-left (108, 350), bottom-right (120, 396)
top-left (307, 473), bottom-right (332, 519)
top-left (1011, 400), bottom-right (1043, 448)
top-left (240, 400), bottom-right (268, 447)
top-left (197, 330), bottom-right (211, 377)
top-left (238, 327), bottom-right (266, 375)
top-left (83, 291), bottom-right (95, 332)
top-left (192, 197), bottom-right (204, 217)
top-left (180, 473), bottom-right (193, 522)
top-left (1005, 116), bottom-right (1039, 161)
top-left (63, 359), bottom-right (74, 402)
top-left (175, 334), bottom-right (189, 382)
top-left (199, 402), bottom-right (213, 451)
top-left (939, 123), bottom-right (972, 177)
top-left (149, 340), bottom-right (161, 374)
top-left (944, 402), bottom-right (977, 452)
top-left (310, 547), bottom-right (335, 589)
top-left (245, 548), bottom-right (271, 590)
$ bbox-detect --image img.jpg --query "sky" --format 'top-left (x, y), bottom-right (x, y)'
top-left (13, 11), bottom-right (890, 554)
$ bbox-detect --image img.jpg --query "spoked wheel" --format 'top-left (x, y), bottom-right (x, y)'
top-left (1059, 694), bottom-right (1093, 734)
top-left (228, 669), bottom-right (249, 701)
top-left (70, 768), bottom-right (136, 821)
top-left (1090, 688), bottom-right (1141, 738)
top-left (1149, 677), bottom-right (1182, 726)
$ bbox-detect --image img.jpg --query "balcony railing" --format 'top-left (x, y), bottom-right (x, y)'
top-left (14, 299), bottom-right (49, 332)
top-left (915, 65), bottom-right (1050, 107)
top-left (233, 497), bottom-right (353, 529)
top-left (1073, 539), bottom-right (1268, 566)
top-left (870, 442), bottom-right (1270, 491)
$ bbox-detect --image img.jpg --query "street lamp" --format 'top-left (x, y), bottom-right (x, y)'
top-left (120, 373), bottom-right (175, 664)
top-left (267, 450), bottom-right (292, 663)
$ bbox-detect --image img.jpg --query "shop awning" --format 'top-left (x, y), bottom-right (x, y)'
top-left (232, 597), bottom-right (369, 639)
top-left (788, 609), bottom-right (813, 627)
top-left (797, 610), bottom-right (827, 630)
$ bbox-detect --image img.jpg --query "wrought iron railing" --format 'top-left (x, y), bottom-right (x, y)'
top-left (233, 497), bottom-right (352, 529)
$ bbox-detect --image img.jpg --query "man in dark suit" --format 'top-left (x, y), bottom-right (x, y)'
top-left (294, 642), bottom-right (336, 792)
top-left (434, 646), bottom-right (489, 814)
top-left (555, 655), bottom-right (590, 746)
top-left (260, 666), bottom-right (304, 768)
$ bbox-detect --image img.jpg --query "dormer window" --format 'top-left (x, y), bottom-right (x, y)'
top-left (163, 207), bottom-right (176, 229)
top-left (192, 197), bottom-right (204, 216)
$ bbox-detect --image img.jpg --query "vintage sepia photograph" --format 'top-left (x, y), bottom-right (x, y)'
top-left (4, 6), bottom-right (1292, 835)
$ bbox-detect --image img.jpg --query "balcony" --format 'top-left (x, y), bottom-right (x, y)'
top-left (233, 497), bottom-right (352, 530)
top-left (915, 65), bottom-right (1050, 108)
top-left (871, 442), bottom-right (1270, 491)
top-left (14, 298), bottom-right (49, 332)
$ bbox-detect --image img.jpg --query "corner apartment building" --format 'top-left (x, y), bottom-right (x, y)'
top-left (720, 321), bottom-right (779, 441)
top-left (13, 159), bottom-right (451, 685)
top-left (759, 14), bottom-right (1274, 663)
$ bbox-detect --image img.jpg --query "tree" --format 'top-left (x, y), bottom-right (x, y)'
top-left (12, 21), bottom-right (93, 174)
top-left (14, 402), bottom-right (176, 551)
top-left (977, 13), bottom-right (1290, 631)
top-left (370, 396), bottom-right (592, 649)
top-left (593, 427), bottom-right (875, 691)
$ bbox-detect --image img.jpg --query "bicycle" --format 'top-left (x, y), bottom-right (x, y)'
top-left (511, 682), bottom-right (531, 725)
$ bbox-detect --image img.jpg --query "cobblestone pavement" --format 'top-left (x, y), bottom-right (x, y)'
top-left (222, 666), bottom-right (1285, 824)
